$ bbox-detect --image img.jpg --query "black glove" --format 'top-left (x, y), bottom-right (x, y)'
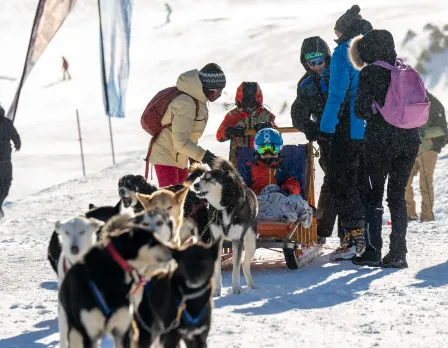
top-left (303, 123), bottom-right (319, 142)
top-left (202, 150), bottom-right (217, 167)
top-left (318, 131), bottom-right (334, 146)
top-left (254, 122), bottom-right (273, 132)
top-left (225, 126), bottom-right (245, 139)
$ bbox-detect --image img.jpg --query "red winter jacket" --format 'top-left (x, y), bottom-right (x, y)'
top-left (216, 107), bottom-right (277, 146)
top-left (241, 159), bottom-right (301, 196)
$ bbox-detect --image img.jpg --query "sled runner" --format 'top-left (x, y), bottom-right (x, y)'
top-left (223, 127), bottom-right (322, 269)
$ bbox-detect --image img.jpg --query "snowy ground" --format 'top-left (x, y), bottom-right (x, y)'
top-left (1, 0), bottom-right (448, 347)
top-left (0, 147), bottom-right (448, 347)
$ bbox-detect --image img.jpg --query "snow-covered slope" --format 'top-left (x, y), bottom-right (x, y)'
top-left (1, 0), bottom-right (447, 202)
top-left (0, 147), bottom-right (447, 347)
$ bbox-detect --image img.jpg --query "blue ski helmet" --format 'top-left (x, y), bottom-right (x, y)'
top-left (254, 128), bottom-right (283, 154)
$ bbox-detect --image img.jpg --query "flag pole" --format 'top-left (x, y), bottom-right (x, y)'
top-left (7, 0), bottom-right (45, 122)
top-left (97, 0), bottom-right (115, 165)
top-left (76, 109), bottom-right (86, 176)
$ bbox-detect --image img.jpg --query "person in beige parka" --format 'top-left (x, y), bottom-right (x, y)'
top-left (149, 63), bottom-right (226, 187)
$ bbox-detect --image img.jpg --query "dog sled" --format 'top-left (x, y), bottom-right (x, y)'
top-left (222, 127), bottom-right (322, 270)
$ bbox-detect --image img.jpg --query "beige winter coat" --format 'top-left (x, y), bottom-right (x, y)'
top-left (149, 69), bottom-right (208, 168)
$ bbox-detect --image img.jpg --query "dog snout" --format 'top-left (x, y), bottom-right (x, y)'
top-left (119, 187), bottom-right (127, 196)
top-left (71, 245), bottom-right (80, 255)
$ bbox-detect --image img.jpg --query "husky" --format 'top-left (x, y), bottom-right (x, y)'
top-left (55, 216), bottom-right (104, 286)
top-left (132, 239), bottom-right (220, 348)
top-left (58, 212), bottom-right (175, 348)
top-left (192, 159), bottom-right (259, 296)
top-left (47, 201), bottom-right (123, 274)
top-left (119, 172), bottom-right (210, 245)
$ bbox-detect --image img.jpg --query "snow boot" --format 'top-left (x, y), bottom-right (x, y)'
top-left (352, 249), bottom-right (382, 267)
top-left (329, 231), bottom-right (356, 261)
top-left (382, 252), bottom-right (408, 269)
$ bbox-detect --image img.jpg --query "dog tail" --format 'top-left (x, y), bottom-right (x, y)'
top-left (183, 163), bottom-right (207, 187)
top-left (212, 157), bottom-right (237, 173)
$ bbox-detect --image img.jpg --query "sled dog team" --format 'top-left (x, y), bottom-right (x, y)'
top-left (49, 158), bottom-right (258, 347)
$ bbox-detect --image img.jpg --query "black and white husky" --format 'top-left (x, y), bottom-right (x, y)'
top-left (58, 212), bottom-right (175, 348)
top-left (192, 159), bottom-right (259, 296)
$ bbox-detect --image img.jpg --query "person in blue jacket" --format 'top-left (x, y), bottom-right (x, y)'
top-left (319, 4), bottom-right (372, 261)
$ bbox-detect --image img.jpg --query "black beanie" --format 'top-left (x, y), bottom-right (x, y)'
top-left (198, 63), bottom-right (226, 89)
top-left (335, 5), bottom-right (362, 33)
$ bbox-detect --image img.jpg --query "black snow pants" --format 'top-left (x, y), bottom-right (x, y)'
top-left (364, 130), bottom-right (419, 256)
top-left (0, 161), bottom-right (12, 209)
top-left (328, 133), bottom-right (365, 231)
top-left (317, 139), bottom-right (343, 239)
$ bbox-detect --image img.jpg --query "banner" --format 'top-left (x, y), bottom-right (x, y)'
top-left (98, 0), bottom-right (133, 118)
top-left (7, 0), bottom-right (77, 121)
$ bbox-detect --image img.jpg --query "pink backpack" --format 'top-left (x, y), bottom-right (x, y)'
top-left (372, 58), bottom-right (429, 129)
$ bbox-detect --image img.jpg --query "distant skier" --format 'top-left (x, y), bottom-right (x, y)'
top-left (0, 105), bottom-right (21, 218)
top-left (62, 56), bottom-right (71, 81)
top-left (165, 3), bottom-right (172, 24)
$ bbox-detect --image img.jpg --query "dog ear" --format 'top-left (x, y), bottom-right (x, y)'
top-left (175, 186), bottom-right (189, 205)
top-left (88, 203), bottom-right (96, 210)
top-left (136, 192), bottom-right (153, 210)
top-left (88, 217), bottom-right (105, 230)
top-left (54, 221), bottom-right (62, 233)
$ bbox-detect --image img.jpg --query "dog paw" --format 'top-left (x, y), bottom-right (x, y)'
top-left (214, 288), bottom-right (222, 297)
top-left (248, 283), bottom-right (260, 290)
top-left (232, 286), bottom-right (242, 294)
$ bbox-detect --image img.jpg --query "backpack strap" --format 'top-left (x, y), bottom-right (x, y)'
top-left (372, 60), bottom-right (396, 70)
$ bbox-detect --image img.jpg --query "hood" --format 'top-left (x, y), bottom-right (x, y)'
top-left (235, 82), bottom-right (263, 106)
top-left (349, 29), bottom-right (397, 70)
top-left (300, 36), bottom-right (332, 73)
top-left (176, 69), bottom-right (208, 103)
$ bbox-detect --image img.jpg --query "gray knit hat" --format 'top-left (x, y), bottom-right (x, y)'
top-left (335, 5), bottom-right (362, 34)
top-left (198, 63), bottom-right (226, 89)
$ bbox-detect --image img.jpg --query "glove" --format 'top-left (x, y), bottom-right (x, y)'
top-left (201, 150), bottom-right (217, 167)
top-left (254, 122), bottom-right (273, 132)
top-left (318, 131), bottom-right (334, 146)
top-left (303, 123), bottom-right (319, 142)
top-left (224, 126), bottom-right (245, 139)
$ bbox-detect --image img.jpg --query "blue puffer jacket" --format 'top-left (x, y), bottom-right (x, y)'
top-left (319, 40), bottom-right (365, 139)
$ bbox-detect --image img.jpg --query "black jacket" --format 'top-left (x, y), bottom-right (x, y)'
top-left (0, 115), bottom-right (21, 161)
top-left (291, 37), bottom-right (331, 141)
top-left (350, 30), bottom-right (421, 145)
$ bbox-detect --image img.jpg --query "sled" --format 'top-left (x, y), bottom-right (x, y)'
top-left (222, 127), bottom-right (322, 270)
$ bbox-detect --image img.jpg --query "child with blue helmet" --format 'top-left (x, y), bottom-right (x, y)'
top-left (241, 128), bottom-right (301, 196)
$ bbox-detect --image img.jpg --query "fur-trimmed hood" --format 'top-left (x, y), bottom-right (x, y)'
top-left (349, 29), bottom-right (397, 70)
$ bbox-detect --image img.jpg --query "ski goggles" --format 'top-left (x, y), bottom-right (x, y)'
top-left (204, 88), bottom-right (223, 102)
top-left (306, 58), bottom-right (325, 67)
top-left (257, 144), bottom-right (281, 155)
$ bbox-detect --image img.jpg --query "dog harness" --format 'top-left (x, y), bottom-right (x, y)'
top-left (134, 280), bottom-right (212, 335)
top-left (87, 243), bottom-right (145, 318)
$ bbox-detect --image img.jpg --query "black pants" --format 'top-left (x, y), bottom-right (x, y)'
top-left (329, 135), bottom-right (365, 231)
top-left (0, 161), bottom-right (12, 209)
top-left (364, 136), bottom-right (419, 256)
top-left (317, 139), bottom-right (343, 239)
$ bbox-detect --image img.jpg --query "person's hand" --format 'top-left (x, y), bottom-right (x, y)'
top-left (224, 126), bottom-right (245, 139)
top-left (303, 123), bottom-right (319, 142)
top-left (189, 157), bottom-right (200, 170)
top-left (318, 131), bottom-right (333, 146)
top-left (201, 150), bottom-right (217, 167)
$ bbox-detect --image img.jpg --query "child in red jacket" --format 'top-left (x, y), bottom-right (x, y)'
top-left (216, 82), bottom-right (276, 147)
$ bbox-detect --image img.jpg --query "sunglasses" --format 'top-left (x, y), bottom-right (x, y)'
top-left (307, 58), bottom-right (325, 67)
top-left (204, 88), bottom-right (223, 101)
top-left (257, 144), bottom-right (281, 155)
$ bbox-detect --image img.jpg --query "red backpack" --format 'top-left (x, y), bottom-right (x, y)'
top-left (141, 87), bottom-right (199, 179)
